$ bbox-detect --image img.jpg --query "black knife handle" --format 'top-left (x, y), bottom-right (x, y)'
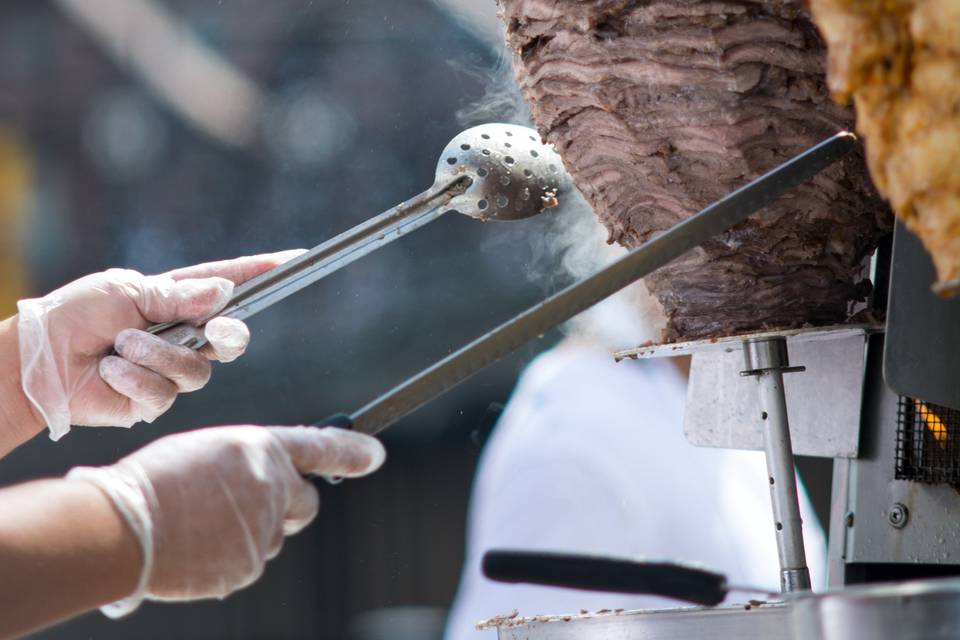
top-left (482, 549), bottom-right (728, 606)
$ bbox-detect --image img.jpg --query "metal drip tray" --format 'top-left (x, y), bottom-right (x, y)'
top-left (792, 577), bottom-right (960, 640)
top-left (615, 324), bottom-right (883, 458)
top-left (488, 578), bottom-right (960, 640)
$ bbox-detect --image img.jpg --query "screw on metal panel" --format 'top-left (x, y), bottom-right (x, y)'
top-left (845, 512), bottom-right (855, 528)
top-left (888, 503), bottom-right (909, 529)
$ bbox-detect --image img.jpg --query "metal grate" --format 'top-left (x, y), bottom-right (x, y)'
top-left (896, 397), bottom-right (960, 486)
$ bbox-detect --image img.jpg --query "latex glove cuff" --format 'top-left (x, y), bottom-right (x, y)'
top-left (66, 466), bottom-right (156, 619)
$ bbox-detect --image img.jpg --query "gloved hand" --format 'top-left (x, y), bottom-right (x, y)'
top-left (67, 425), bottom-right (386, 616)
top-left (16, 251), bottom-right (303, 440)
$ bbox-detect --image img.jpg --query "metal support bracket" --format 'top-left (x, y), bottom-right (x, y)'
top-left (740, 337), bottom-right (811, 593)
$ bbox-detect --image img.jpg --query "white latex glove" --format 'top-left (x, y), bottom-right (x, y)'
top-left (16, 251), bottom-right (304, 440)
top-left (67, 425), bottom-right (386, 617)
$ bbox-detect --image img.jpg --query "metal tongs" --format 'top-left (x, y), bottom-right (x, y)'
top-left (318, 131), bottom-right (859, 435)
top-left (149, 123), bottom-right (570, 349)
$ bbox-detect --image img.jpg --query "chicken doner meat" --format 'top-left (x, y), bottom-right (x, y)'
top-left (499, 0), bottom-right (893, 341)
top-left (809, 0), bottom-right (960, 296)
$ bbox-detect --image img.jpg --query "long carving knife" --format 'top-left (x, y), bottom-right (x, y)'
top-left (325, 131), bottom-right (858, 436)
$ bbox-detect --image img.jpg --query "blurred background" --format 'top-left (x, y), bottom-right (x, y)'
top-left (0, 1), bottom-right (832, 638)
top-left (0, 1), bottom-right (557, 638)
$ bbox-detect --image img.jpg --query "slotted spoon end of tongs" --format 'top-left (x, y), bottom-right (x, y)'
top-left (434, 123), bottom-right (571, 222)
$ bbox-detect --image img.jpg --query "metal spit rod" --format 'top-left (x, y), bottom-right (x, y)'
top-left (741, 337), bottom-right (811, 592)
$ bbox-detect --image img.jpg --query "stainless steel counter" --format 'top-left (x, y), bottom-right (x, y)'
top-left (489, 578), bottom-right (960, 640)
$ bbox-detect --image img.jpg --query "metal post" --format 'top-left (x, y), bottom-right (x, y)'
top-left (741, 338), bottom-right (811, 592)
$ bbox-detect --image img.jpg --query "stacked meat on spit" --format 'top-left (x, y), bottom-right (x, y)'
top-left (499, 0), bottom-right (895, 341)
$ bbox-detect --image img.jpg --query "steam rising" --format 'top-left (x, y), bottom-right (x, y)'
top-left (455, 53), bottom-right (532, 129)
top-left (456, 57), bottom-right (666, 348)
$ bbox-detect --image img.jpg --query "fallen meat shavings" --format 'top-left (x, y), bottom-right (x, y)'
top-left (476, 609), bottom-right (519, 630)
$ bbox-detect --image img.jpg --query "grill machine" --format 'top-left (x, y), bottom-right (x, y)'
top-left (157, 122), bottom-right (956, 637)
top-left (483, 219), bottom-right (960, 639)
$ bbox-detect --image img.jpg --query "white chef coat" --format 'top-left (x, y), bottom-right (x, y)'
top-left (444, 341), bottom-right (826, 640)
